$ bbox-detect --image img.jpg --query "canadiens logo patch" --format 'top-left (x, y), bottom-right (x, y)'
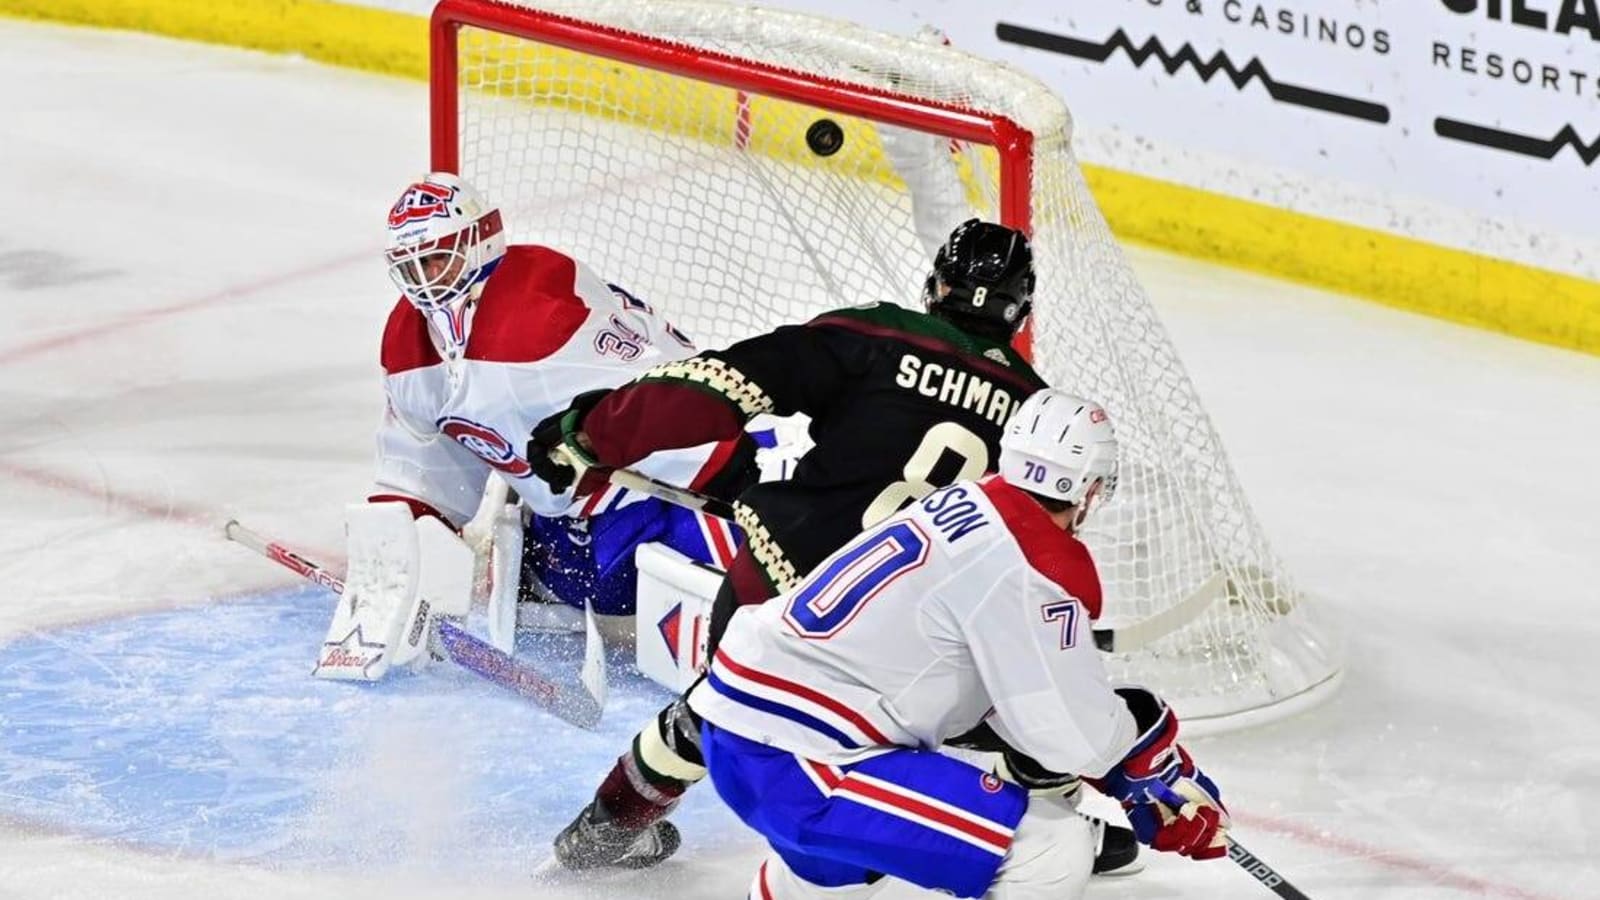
top-left (979, 772), bottom-right (1005, 793)
top-left (388, 182), bottom-right (456, 229)
top-left (438, 416), bottom-right (532, 477)
top-left (657, 604), bottom-right (683, 666)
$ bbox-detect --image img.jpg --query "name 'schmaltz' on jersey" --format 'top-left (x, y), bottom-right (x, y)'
top-left (894, 353), bottom-right (1018, 426)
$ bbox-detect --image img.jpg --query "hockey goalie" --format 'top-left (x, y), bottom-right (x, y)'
top-left (316, 104), bottom-right (982, 690)
top-left (311, 171), bottom-right (758, 684)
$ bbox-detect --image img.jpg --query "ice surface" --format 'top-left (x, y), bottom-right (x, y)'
top-left (2, 18), bottom-right (1598, 900)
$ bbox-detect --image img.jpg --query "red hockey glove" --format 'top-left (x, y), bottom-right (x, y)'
top-left (1088, 687), bottom-right (1230, 860)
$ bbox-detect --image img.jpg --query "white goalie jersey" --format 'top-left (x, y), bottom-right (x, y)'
top-left (374, 244), bottom-right (725, 524)
top-left (689, 476), bottom-right (1142, 778)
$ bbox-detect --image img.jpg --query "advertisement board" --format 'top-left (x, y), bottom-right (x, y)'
top-left (741, 0), bottom-right (1598, 280)
top-left (10, 0), bottom-right (1589, 348)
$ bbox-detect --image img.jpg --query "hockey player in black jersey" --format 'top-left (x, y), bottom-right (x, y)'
top-left (527, 220), bottom-right (1138, 876)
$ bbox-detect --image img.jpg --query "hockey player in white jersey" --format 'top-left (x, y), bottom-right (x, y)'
top-left (315, 173), bottom-right (753, 682)
top-left (691, 389), bottom-right (1230, 899)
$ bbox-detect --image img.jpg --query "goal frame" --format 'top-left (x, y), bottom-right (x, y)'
top-left (423, 0), bottom-right (1343, 735)
top-left (428, 0), bottom-right (1035, 350)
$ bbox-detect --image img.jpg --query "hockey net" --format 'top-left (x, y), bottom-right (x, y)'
top-left (430, 0), bottom-right (1342, 733)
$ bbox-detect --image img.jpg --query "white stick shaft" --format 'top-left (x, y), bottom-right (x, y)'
top-left (1097, 571), bottom-right (1229, 653)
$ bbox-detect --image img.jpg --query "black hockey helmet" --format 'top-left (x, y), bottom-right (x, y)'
top-left (923, 219), bottom-right (1035, 340)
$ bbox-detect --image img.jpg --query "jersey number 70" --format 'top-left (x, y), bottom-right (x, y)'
top-left (782, 521), bottom-right (930, 640)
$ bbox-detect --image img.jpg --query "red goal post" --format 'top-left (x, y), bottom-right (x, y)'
top-left (424, 0), bottom-right (1343, 734)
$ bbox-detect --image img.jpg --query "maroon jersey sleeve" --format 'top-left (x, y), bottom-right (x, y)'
top-left (583, 320), bottom-right (867, 467)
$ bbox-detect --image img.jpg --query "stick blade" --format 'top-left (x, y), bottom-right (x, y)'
top-left (436, 620), bottom-right (602, 730)
top-left (580, 601), bottom-right (608, 709)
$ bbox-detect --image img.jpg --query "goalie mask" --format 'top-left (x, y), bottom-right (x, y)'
top-left (385, 173), bottom-right (507, 358)
top-left (924, 219), bottom-right (1035, 340)
top-left (999, 389), bottom-right (1119, 521)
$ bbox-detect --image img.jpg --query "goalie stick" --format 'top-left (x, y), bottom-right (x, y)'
top-left (223, 519), bottom-right (602, 729)
top-left (458, 475), bottom-right (607, 711)
top-left (587, 463), bottom-right (1225, 653)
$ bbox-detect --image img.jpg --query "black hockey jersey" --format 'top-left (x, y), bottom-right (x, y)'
top-left (582, 302), bottom-right (1048, 590)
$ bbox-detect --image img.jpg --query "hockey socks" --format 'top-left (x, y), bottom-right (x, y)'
top-left (597, 697), bottom-right (707, 829)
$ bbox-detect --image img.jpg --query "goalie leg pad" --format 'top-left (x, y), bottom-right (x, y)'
top-left (486, 501), bottom-right (523, 652)
top-left (315, 503), bottom-right (474, 681)
top-left (414, 515), bottom-right (473, 618)
top-left (315, 502), bottom-right (422, 680)
top-left (635, 542), bottom-right (720, 690)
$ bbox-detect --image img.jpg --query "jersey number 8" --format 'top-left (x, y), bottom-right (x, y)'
top-left (861, 421), bottom-right (988, 528)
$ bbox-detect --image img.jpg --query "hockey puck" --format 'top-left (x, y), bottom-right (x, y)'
top-left (806, 119), bottom-right (844, 157)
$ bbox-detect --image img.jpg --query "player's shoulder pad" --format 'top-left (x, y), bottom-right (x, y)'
top-left (979, 476), bottom-right (1103, 618)
top-left (380, 297), bottom-right (440, 375)
top-left (466, 244), bottom-right (593, 365)
top-left (808, 301), bottom-right (927, 334)
top-left (810, 303), bottom-right (1043, 392)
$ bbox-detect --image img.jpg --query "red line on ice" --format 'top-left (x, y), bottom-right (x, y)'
top-left (1234, 811), bottom-right (1564, 900)
top-left (0, 459), bottom-right (341, 565)
top-left (0, 459), bottom-right (216, 524)
top-left (0, 252), bottom-right (366, 366)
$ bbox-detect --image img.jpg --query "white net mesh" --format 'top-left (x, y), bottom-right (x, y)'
top-left (441, 0), bottom-right (1341, 730)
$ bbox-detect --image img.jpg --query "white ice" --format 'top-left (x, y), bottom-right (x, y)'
top-left (2, 18), bottom-right (1598, 900)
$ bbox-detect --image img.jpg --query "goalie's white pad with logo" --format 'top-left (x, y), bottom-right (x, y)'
top-left (634, 542), bottom-right (721, 692)
top-left (314, 502), bottom-right (473, 681)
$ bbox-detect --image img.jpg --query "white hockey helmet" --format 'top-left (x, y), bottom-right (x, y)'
top-left (384, 173), bottom-right (507, 345)
top-left (999, 389), bottom-right (1119, 513)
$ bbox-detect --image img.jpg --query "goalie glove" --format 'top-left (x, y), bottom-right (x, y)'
top-left (1088, 687), bottom-right (1230, 861)
top-left (527, 389), bottom-right (610, 497)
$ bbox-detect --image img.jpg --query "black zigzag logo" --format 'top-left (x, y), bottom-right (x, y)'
top-left (996, 23), bottom-right (1390, 124)
top-left (1435, 118), bottom-right (1600, 167)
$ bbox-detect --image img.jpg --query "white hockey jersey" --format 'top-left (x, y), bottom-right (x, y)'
top-left (689, 476), bottom-right (1141, 778)
top-left (375, 244), bottom-right (721, 525)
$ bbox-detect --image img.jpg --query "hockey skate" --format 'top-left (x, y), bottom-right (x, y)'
top-left (552, 799), bottom-right (682, 870)
top-left (1085, 813), bottom-right (1143, 876)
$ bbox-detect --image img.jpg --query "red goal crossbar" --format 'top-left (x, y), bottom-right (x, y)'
top-left (427, 0), bottom-right (1033, 228)
top-left (427, 0), bottom-right (1037, 354)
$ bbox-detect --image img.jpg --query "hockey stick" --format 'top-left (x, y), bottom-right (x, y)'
top-left (1146, 781), bottom-right (1313, 900)
top-left (461, 473), bottom-right (513, 652)
top-left (596, 463), bottom-right (738, 522)
top-left (223, 520), bottom-right (602, 729)
top-left (465, 475), bottom-right (608, 707)
top-left (585, 463), bottom-right (1225, 652)
top-left (1228, 839), bottom-right (1313, 900)
top-left (1091, 570), bottom-right (1227, 653)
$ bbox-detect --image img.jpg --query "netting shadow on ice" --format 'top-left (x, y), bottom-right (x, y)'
top-left (440, 0), bottom-right (1342, 729)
